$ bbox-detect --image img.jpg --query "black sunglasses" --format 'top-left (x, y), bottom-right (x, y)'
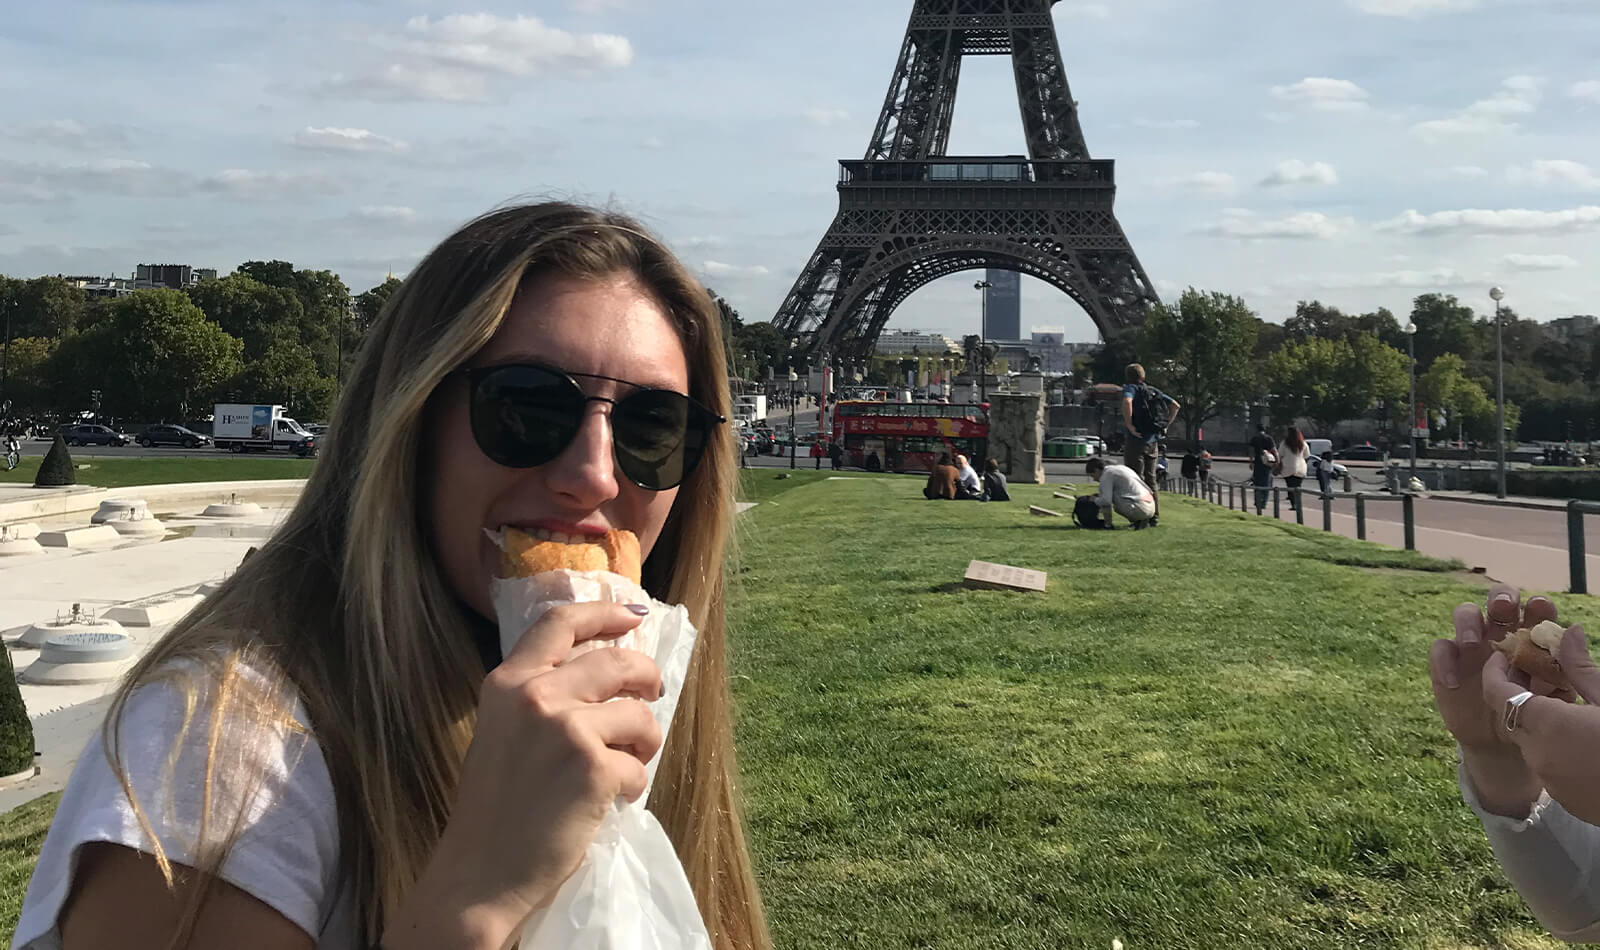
top-left (459, 363), bottom-right (725, 491)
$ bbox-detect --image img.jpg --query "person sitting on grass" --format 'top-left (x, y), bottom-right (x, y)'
top-left (981, 458), bottom-right (1010, 502)
top-left (924, 453), bottom-right (959, 500)
top-left (1085, 456), bottom-right (1157, 530)
top-left (1430, 587), bottom-right (1600, 943)
top-left (954, 454), bottom-right (982, 500)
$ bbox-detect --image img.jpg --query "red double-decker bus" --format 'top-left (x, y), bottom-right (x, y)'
top-left (831, 401), bottom-right (989, 473)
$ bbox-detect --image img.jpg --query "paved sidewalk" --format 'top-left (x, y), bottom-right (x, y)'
top-left (1, 504), bottom-right (287, 814)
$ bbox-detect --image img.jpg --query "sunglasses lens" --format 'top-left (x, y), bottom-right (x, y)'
top-left (469, 365), bottom-right (584, 468)
top-left (613, 389), bottom-right (709, 491)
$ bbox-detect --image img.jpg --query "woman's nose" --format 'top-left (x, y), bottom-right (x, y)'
top-left (542, 402), bottom-right (620, 507)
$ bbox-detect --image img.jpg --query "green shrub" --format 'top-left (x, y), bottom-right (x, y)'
top-left (0, 645), bottom-right (34, 776)
top-left (32, 434), bottom-right (74, 488)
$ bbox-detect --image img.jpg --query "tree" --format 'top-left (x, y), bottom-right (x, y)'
top-left (0, 639), bottom-right (33, 775)
top-left (354, 276), bottom-right (403, 334)
top-left (1418, 353), bottom-right (1520, 442)
top-left (234, 261), bottom-right (351, 377)
top-left (1136, 288), bottom-right (1261, 442)
top-left (2, 336), bottom-right (57, 418)
top-left (225, 339), bottom-right (336, 423)
top-left (34, 432), bottom-right (75, 487)
top-left (91, 290), bottom-right (244, 420)
top-left (1409, 294), bottom-right (1483, 368)
top-left (187, 274), bottom-right (304, 362)
top-left (4, 276), bottom-right (86, 341)
top-left (1263, 333), bottom-right (1407, 435)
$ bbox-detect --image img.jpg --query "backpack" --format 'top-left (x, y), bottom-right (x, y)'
top-left (1073, 495), bottom-right (1110, 529)
top-left (1130, 384), bottom-right (1170, 438)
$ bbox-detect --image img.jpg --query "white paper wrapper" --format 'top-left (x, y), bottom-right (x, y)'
top-left (489, 564), bottom-right (711, 950)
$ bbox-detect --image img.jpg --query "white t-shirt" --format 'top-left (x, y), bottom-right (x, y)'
top-left (12, 664), bottom-right (355, 949)
top-left (1095, 464), bottom-right (1156, 520)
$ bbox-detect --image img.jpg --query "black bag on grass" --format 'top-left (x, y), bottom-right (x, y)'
top-left (1073, 495), bottom-right (1110, 530)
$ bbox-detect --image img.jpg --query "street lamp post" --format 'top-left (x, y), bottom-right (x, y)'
top-left (788, 369), bottom-right (798, 470)
top-left (1405, 321), bottom-right (1418, 478)
top-left (1491, 286), bottom-right (1507, 499)
top-left (974, 280), bottom-right (992, 404)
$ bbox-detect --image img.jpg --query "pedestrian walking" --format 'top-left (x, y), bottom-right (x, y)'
top-left (1277, 427), bottom-right (1311, 513)
top-left (1250, 424), bottom-right (1276, 515)
top-left (1121, 363), bottom-right (1179, 526)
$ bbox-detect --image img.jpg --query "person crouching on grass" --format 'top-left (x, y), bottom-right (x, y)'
top-left (1085, 456), bottom-right (1157, 530)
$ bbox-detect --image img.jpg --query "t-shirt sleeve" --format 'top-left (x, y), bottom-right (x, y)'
top-left (13, 672), bottom-right (341, 949)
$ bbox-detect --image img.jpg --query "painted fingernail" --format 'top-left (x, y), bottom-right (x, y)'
top-left (1493, 593), bottom-right (1515, 606)
top-left (658, 678), bottom-right (666, 696)
top-left (1444, 670), bottom-right (1460, 689)
top-left (626, 604), bottom-right (649, 616)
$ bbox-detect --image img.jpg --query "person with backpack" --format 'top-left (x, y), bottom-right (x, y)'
top-left (1250, 424), bottom-right (1277, 515)
top-left (1122, 363), bottom-right (1179, 526)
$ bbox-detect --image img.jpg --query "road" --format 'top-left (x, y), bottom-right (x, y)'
top-left (12, 441), bottom-right (306, 461)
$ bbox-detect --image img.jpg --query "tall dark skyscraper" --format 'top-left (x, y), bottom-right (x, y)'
top-left (985, 269), bottom-right (1022, 341)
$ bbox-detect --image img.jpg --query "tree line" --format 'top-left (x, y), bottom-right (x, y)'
top-left (0, 267), bottom-right (403, 427)
top-left (1085, 288), bottom-right (1597, 446)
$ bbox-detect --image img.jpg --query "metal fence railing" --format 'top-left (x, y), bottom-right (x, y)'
top-left (1166, 476), bottom-right (1600, 595)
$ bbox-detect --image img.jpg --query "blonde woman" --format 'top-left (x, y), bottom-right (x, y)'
top-left (14, 203), bottom-right (771, 950)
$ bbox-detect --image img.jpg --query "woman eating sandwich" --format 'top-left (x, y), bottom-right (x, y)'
top-left (14, 202), bottom-right (771, 950)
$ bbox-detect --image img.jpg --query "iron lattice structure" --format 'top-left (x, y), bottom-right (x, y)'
top-left (773, 0), bottom-right (1160, 362)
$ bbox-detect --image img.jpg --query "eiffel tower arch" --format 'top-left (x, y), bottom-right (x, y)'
top-left (773, 0), bottom-right (1160, 362)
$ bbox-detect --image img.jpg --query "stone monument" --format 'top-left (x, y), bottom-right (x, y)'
top-left (987, 392), bottom-right (1045, 484)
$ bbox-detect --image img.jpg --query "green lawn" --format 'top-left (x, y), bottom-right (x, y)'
top-left (727, 477), bottom-right (1586, 950)
top-left (0, 457), bottom-right (314, 488)
top-left (0, 476), bottom-right (1585, 947)
top-left (0, 793), bottom-right (58, 935)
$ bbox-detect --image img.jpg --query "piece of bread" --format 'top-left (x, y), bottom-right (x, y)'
top-left (499, 527), bottom-right (642, 585)
top-left (1493, 619), bottom-right (1569, 687)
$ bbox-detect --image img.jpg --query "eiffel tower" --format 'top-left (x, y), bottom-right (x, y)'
top-left (772, 0), bottom-right (1159, 362)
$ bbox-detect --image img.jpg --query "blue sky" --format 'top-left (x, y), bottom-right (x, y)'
top-left (1, 0), bottom-right (1596, 342)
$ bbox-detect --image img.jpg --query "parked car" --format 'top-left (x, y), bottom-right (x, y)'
top-left (137, 424), bottom-right (212, 448)
top-left (60, 424), bottom-right (129, 447)
top-left (1337, 444), bottom-right (1386, 462)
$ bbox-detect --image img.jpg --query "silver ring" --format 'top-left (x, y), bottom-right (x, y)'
top-left (1503, 690), bottom-right (1536, 733)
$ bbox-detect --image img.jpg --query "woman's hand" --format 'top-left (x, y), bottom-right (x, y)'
top-left (1430, 587), bottom-right (1558, 817)
top-left (1481, 623), bottom-right (1600, 826)
top-left (388, 602), bottom-right (664, 950)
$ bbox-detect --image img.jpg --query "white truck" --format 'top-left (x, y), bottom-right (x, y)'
top-left (212, 404), bottom-right (318, 456)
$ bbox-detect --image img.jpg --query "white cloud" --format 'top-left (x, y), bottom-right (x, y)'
top-left (197, 168), bottom-right (342, 199)
top-left (0, 157), bottom-right (181, 199)
top-left (1431, 165), bottom-right (1489, 180)
top-left (1261, 160), bottom-right (1339, 187)
top-left (1159, 171), bottom-right (1237, 196)
top-left (1505, 253), bottom-right (1579, 271)
top-left (1571, 81), bottom-right (1600, 104)
top-left (322, 64), bottom-right (489, 103)
top-left (702, 260), bottom-right (770, 278)
top-left (1133, 118), bottom-right (1200, 130)
top-left (1507, 160), bottom-right (1600, 190)
top-left (1288, 267), bottom-right (1469, 291)
top-left (323, 14), bottom-right (633, 103)
top-left (641, 136), bottom-right (665, 150)
top-left (293, 126), bottom-right (409, 153)
top-left (13, 119), bottom-right (130, 150)
top-left (1203, 209), bottom-right (1348, 240)
top-left (676, 235), bottom-right (726, 249)
top-left (351, 205), bottom-right (419, 223)
top-left (569, 0), bottom-right (630, 12)
top-left (1270, 78), bottom-right (1370, 113)
top-left (1414, 76), bottom-right (1544, 139)
top-left (803, 108), bottom-right (851, 127)
top-left (1379, 206), bottom-right (1600, 236)
top-left (1349, 0), bottom-right (1476, 16)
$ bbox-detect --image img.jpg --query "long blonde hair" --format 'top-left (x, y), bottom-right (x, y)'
top-left (102, 202), bottom-right (771, 949)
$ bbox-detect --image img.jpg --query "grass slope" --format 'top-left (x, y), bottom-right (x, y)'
top-left (729, 477), bottom-right (1584, 950)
